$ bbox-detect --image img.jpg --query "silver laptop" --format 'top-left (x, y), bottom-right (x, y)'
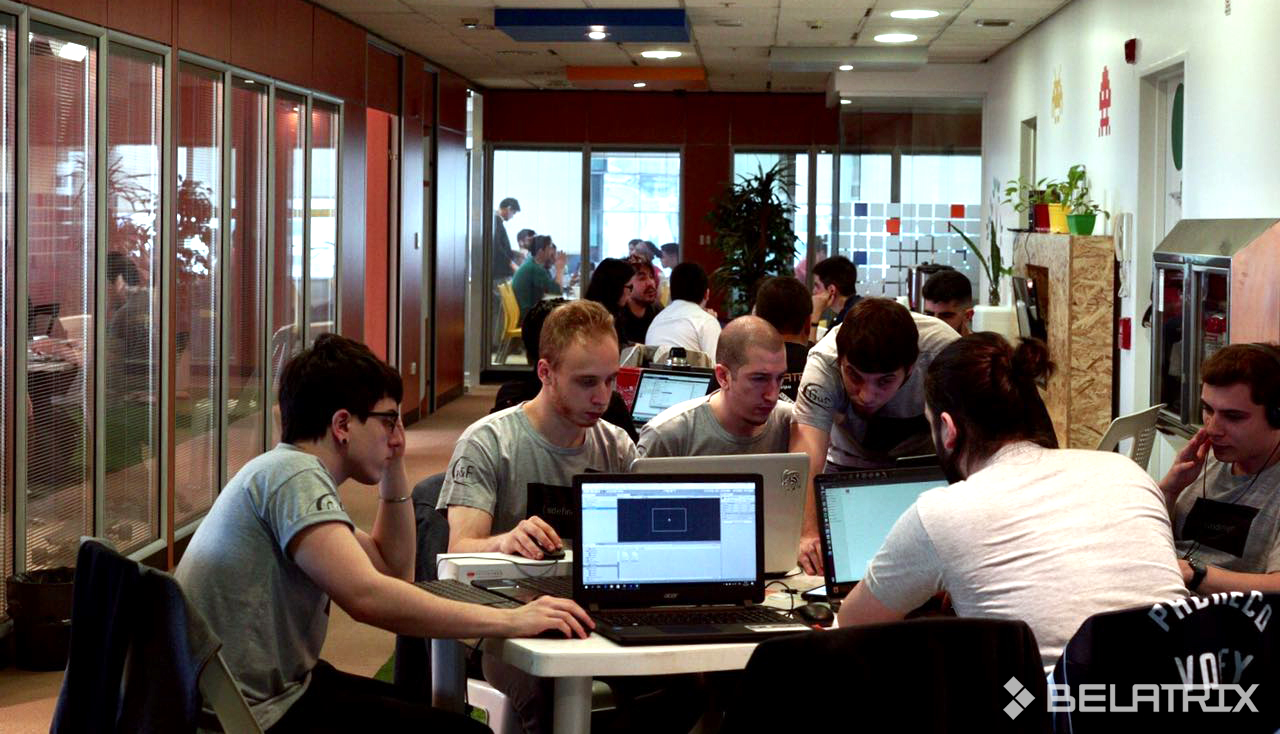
top-left (632, 452), bottom-right (808, 578)
top-left (629, 368), bottom-right (716, 426)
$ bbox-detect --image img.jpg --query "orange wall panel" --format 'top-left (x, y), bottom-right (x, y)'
top-left (177, 0), bottom-right (231, 63)
top-left (107, 0), bottom-right (172, 45)
top-left (365, 108), bottom-right (392, 361)
top-left (29, 0), bottom-right (106, 25)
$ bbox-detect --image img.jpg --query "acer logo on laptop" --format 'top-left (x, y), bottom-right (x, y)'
top-left (664, 593), bottom-right (678, 599)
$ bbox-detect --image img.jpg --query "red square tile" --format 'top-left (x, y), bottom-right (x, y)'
top-left (950, 204), bottom-right (965, 219)
top-left (887, 217), bottom-right (901, 235)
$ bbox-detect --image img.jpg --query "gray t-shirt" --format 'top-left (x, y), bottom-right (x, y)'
top-left (862, 442), bottom-right (1187, 670)
top-left (1172, 456), bottom-right (1280, 573)
top-left (175, 444), bottom-right (353, 728)
top-left (636, 392), bottom-right (794, 459)
top-left (793, 312), bottom-right (958, 469)
top-left (437, 404), bottom-right (637, 534)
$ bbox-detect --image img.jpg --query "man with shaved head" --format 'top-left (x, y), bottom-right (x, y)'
top-left (637, 315), bottom-right (793, 458)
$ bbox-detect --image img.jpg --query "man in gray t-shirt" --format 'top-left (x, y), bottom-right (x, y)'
top-left (637, 315), bottom-right (792, 459)
top-left (791, 298), bottom-right (958, 574)
top-left (176, 335), bottom-right (589, 730)
top-left (1160, 343), bottom-right (1280, 595)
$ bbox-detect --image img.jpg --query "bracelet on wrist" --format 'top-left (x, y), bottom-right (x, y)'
top-left (379, 495), bottom-right (411, 503)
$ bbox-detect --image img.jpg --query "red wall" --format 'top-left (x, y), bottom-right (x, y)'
top-left (483, 91), bottom-right (840, 281)
top-left (434, 70), bottom-right (469, 402)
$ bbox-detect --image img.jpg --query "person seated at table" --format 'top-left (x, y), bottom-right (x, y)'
top-left (921, 268), bottom-right (974, 336)
top-left (583, 257), bottom-right (636, 350)
top-left (753, 275), bottom-right (813, 401)
top-left (492, 298), bottom-right (638, 441)
top-left (836, 333), bottom-right (1186, 669)
top-left (440, 299), bottom-right (701, 733)
top-left (644, 262), bottom-right (720, 358)
top-left (175, 334), bottom-right (590, 732)
top-left (1161, 343), bottom-right (1280, 595)
top-left (512, 234), bottom-right (566, 320)
top-left (809, 255), bottom-right (860, 339)
top-left (615, 253), bottom-right (663, 346)
top-left (792, 298), bottom-right (958, 574)
top-left (638, 315), bottom-right (792, 459)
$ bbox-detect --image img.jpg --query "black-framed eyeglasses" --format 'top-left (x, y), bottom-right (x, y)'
top-left (365, 410), bottom-right (400, 431)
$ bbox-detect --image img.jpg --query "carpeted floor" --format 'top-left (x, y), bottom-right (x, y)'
top-left (0, 385), bottom-right (497, 732)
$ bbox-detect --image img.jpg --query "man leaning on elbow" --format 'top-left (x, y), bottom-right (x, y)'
top-left (1159, 343), bottom-right (1280, 596)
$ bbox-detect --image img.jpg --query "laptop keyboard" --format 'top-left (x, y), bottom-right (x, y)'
top-left (415, 579), bottom-right (519, 608)
top-left (592, 606), bottom-right (790, 627)
top-left (515, 575), bottom-right (572, 598)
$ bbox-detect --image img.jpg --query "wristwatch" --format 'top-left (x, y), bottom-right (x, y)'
top-left (1187, 557), bottom-right (1208, 592)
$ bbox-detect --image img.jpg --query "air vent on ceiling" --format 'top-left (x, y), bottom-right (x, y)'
top-left (498, 50), bottom-right (540, 56)
top-left (974, 19), bottom-right (1013, 28)
top-left (714, 19), bottom-right (744, 28)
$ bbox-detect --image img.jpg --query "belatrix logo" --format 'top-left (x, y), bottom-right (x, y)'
top-left (1004, 677), bottom-right (1036, 719)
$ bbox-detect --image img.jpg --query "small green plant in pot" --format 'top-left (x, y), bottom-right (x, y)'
top-left (1002, 176), bottom-right (1061, 232)
top-left (1060, 164), bottom-right (1109, 235)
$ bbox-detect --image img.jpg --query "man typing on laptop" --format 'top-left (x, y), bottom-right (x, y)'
top-left (835, 333), bottom-right (1186, 669)
top-left (792, 298), bottom-right (958, 574)
top-left (637, 315), bottom-right (793, 459)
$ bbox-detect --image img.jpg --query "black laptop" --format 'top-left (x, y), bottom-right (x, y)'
top-left (810, 466), bottom-right (947, 603)
top-left (572, 473), bottom-right (810, 646)
top-left (629, 368), bottom-right (717, 427)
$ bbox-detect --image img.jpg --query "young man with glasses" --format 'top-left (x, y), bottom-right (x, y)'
top-left (791, 298), bottom-right (959, 574)
top-left (176, 334), bottom-right (591, 732)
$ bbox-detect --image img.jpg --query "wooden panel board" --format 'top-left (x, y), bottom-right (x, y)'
top-left (1230, 222), bottom-right (1280, 345)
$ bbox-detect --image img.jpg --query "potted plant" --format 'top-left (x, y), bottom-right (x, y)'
top-left (1002, 176), bottom-right (1062, 233)
top-left (1059, 163), bottom-right (1109, 235)
top-left (949, 220), bottom-right (1013, 307)
top-left (706, 161), bottom-right (800, 315)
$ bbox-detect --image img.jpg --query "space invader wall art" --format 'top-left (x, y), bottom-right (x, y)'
top-left (1099, 66), bottom-right (1112, 137)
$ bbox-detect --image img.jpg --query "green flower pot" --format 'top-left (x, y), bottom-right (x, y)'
top-left (1067, 213), bottom-right (1097, 235)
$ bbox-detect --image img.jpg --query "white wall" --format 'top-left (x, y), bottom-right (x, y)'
top-left (980, 0), bottom-right (1280, 449)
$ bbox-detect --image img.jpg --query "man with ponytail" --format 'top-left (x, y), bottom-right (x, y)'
top-left (835, 333), bottom-right (1186, 669)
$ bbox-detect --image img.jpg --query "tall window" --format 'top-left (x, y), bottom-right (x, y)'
top-left (487, 148), bottom-right (582, 367)
top-left (0, 14), bottom-right (14, 616)
top-left (175, 62), bottom-right (222, 526)
top-left (588, 151), bottom-right (680, 264)
top-left (25, 24), bottom-right (96, 570)
top-left (270, 91), bottom-right (305, 433)
top-left (226, 77), bottom-right (268, 478)
top-left (309, 100), bottom-right (338, 342)
top-left (103, 44), bottom-right (163, 554)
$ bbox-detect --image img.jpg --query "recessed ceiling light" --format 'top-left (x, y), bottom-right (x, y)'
top-left (838, 63), bottom-right (854, 71)
top-left (840, 98), bottom-right (851, 105)
top-left (890, 9), bottom-right (940, 20)
top-left (641, 50), bottom-right (682, 60)
top-left (587, 25), bottom-right (608, 40)
top-left (873, 33), bottom-right (918, 44)
top-left (461, 18), bottom-right (479, 30)
top-left (975, 18), bottom-right (1014, 27)
top-left (633, 82), bottom-right (647, 88)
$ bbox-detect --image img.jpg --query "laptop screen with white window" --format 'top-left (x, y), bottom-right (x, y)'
top-left (578, 477), bottom-right (758, 593)
top-left (630, 369), bottom-right (715, 425)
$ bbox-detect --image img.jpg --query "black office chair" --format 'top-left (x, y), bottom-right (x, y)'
top-left (722, 618), bottom-right (1049, 733)
top-left (393, 472), bottom-right (451, 697)
top-left (1050, 593), bottom-right (1280, 732)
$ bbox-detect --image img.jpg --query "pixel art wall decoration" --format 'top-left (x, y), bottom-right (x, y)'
top-left (1099, 66), bottom-right (1112, 137)
top-left (1052, 67), bottom-right (1063, 124)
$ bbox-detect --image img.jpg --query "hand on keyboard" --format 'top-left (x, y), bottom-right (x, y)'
top-left (507, 595), bottom-right (595, 640)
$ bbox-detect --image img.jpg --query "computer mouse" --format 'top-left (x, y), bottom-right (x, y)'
top-left (540, 546), bottom-right (565, 560)
top-left (793, 603), bottom-right (835, 628)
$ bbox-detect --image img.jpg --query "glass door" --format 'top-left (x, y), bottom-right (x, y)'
top-left (1152, 262), bottom-right (1188, 423)
top-left (1190, 266), bottom-right (1230, 423)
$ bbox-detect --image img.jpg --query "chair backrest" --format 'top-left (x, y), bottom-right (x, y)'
top-left (52, 538), bottom-right (262, 734)
top-left (1095, 403), bottom-right (1164, 470)
top-left (497, 281), bottom-right (520, 333)
top-left (721, 618), bottom-right (1049, 732)
top-left (268, 324), bottom-right (299, 390)
top-left (1050, 593), bottom-right (1280, 731)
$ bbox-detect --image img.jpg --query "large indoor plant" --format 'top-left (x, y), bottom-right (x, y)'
top-left (949, 220), bottom-right (1013, 307)
top-left (706, 161), bottom-right (800, 315)
top-left (1059, 163), bottom-right (1109, 235)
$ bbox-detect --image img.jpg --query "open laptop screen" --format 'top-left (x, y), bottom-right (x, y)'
top-left (579, 478), bottom-right (757, 591)
top-left (817, 467), bottom-right (946, 597)
top-left (630, 369), bottom-right (715, 425)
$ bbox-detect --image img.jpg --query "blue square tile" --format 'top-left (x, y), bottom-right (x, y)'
top-left (854, 202), bottom-right (868, 216)
top-left (853, 251), bottom-right (868, 266)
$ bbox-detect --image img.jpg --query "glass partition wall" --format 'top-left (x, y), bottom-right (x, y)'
top-left (1, 8), bottom-right (344, 621)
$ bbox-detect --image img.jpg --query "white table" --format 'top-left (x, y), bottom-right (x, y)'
top-left (431, 553), bottom-right (824, 734)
